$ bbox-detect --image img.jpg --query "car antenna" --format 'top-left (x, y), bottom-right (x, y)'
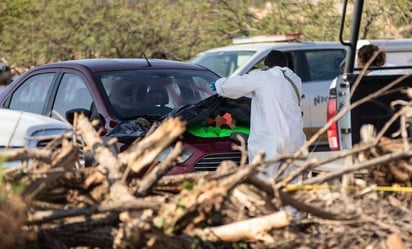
top-left (127, 22), bottom-right (152, 67)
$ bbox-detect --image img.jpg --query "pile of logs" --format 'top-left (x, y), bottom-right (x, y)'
top-left (1, 95), bottom-right (412, 249)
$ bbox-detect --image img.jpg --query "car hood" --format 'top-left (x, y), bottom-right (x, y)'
top-left (107, 95), bottom-right (251, 143)
top-left (0, 109), bottom-right (70, 147)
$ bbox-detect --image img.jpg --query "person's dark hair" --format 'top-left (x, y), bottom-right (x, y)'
top-left (151, 51), bottom-right (167, 59)
top-left (264, 50), bottom-right (288, 68)
top-left (357, 44), bottom-right (386, 67)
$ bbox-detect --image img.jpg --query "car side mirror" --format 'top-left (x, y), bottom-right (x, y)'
top-left (66, 108), bottom-right (91, 124)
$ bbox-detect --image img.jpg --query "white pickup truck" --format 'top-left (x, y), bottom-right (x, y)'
top-left (191, 38), bottom-right (412, 151)
top-left (191, 40), bottom-right (345, 142)
top-left (319, 0), bottom-right (412, 172)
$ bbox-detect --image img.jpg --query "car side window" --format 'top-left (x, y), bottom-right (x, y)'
top-left (304, 49), bottom-right (346, 81)
top-left (194, 51), bottom-right (255, 78)
top-left (247, 52), bottom-right (296, 74)
top-left (248, 58), bottom-right (265, 73)
top-left (52, 73), bottom-right (93, 119)
top-left (9, 73), bottom-right (55, 114)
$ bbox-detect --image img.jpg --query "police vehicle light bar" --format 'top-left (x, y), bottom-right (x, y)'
top-left (232, 33), bottom-right (303, 44)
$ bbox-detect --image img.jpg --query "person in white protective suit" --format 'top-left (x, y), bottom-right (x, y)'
top-left (211, 50), bottom-right (306, 179)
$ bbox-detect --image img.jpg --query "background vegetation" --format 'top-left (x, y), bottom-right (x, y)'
top-left (0, 0), bottom-right (411, 71)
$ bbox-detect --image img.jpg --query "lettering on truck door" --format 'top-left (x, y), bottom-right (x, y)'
top-left (300, 49), bottom-right (346, 142)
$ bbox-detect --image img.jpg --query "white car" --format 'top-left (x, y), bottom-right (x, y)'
top-left (0, 108), bottom-right (71, 168)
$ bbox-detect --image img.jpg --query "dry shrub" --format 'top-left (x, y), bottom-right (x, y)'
top-left (0, 189), bottom-right (27, 249)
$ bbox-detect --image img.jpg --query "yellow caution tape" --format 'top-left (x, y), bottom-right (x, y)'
top-left (284, 184), bottom-right (412, 193)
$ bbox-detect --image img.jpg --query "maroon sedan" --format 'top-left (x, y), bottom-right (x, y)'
top-left (0, 59), bottom-right (250, 174)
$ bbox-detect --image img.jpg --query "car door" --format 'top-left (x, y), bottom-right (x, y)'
top-left (275, 48), bottom-right (346, 142)
top-left (7, 73), bottom-right (56, 115)
top-left (298, 49), bottom-right (346, 138)
top-left (51, 72), bottom-right (93, 121)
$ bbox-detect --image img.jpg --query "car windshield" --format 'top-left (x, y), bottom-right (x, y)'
top-left (191, 51), bottom-right (256, 77)
top-left (95, 69), bottom-right (218, 120)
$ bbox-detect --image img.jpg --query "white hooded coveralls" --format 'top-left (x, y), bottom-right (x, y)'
top-left (215, 66), bottom-right (306, 176)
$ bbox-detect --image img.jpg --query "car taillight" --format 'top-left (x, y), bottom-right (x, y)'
top-left (327, 98), bottom-right (340, 151)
